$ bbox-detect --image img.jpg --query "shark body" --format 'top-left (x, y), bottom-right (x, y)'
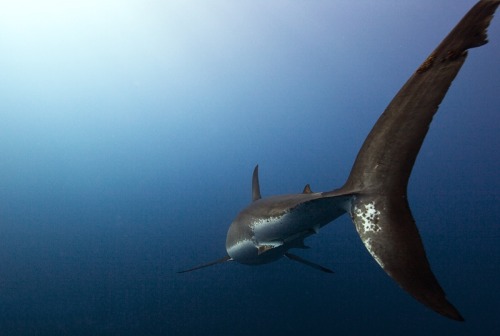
top-left (179, 0), bottom-right (500, 321)
top-left (226, 167), bottom-right (351, 268)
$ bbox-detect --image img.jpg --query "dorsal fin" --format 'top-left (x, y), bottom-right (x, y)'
top-left (252, 165), bottom-right (261, 201)
top-left (302, 184), bottom-right (313, 194)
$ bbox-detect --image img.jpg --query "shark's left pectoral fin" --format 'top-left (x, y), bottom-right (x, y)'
top-left (177, 255), bottom-right (232, 273)
top-left (285, 252), bottom-right (334, 274)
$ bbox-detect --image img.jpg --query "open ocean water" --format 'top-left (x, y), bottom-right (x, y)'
top-left (0, 1), bottom-right (499, 335)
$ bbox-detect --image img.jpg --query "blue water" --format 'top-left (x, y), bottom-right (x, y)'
top-left (1, 1), bottom-right (499, 335)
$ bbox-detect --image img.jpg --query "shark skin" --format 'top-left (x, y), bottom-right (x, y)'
top-left (226, 168), bottom-right (353, 266)
top-left (179, 0), bottom-right (499, 321)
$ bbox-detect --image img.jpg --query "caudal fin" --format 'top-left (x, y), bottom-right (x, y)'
top-left (340, 0), bottom-right (499, 321)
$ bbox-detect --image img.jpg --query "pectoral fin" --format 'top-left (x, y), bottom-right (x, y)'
top-left (177, 255), bottom-right (232, 273)
top-left (285, 252), bottom-right (334, 273)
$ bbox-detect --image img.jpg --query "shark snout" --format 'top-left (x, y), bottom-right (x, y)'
top-left (226, 239), bottom-right (259, 264)
top-left (226, 238), bottom-right (285, 265)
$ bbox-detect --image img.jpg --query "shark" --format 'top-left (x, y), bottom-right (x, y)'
top-left (179, 0), bottom-right (499, 321)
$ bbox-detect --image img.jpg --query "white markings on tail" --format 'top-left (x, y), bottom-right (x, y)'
top-left (363, 237), bottom-right (385, 268)
top-left (353, 201), bottom-right (382, 233)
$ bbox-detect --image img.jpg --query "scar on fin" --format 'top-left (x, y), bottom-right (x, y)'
top-left (443, 49), bottom-right (466, 61)
top-left (416, 54), bottom-right (436, 74)
top-left (302, 184), bottom-right (313, 194)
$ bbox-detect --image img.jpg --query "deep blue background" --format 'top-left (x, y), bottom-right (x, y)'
top-left (0, 1), bottom-right (499, 335)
